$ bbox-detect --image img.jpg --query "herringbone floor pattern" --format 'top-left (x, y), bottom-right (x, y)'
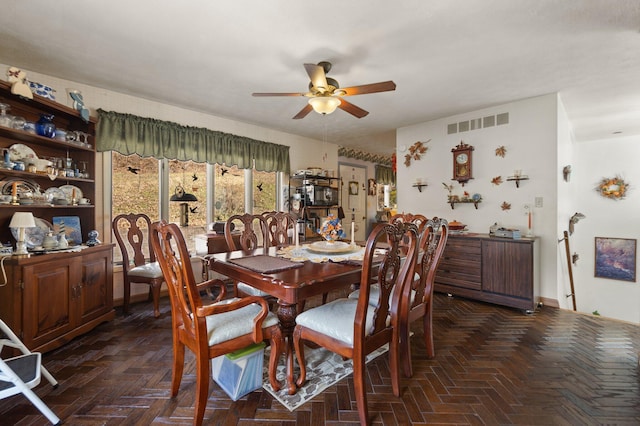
top-left (2, 291), bottom-right (639, 425)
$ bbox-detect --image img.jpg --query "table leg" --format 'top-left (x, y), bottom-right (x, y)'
top-left (276, 300), bottom-right (298, 395)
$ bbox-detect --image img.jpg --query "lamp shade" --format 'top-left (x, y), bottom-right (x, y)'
top-left (308, 96), bottom-right (341, 115)
top-left (9, 211), bottom-right (36, 228)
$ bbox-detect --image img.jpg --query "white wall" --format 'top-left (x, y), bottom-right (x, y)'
top-left (397, 93), bottom-right (640, 323)
top-left (571, 135), bottom-right (640, 322)
top-left (396, 94), bottom-right (560, 309)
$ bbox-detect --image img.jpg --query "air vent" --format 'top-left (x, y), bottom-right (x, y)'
top-left (447, 112), bottom-right (508, 134)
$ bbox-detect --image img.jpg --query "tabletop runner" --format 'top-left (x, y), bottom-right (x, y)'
top-left (227, 255), bottom-right (304, 274)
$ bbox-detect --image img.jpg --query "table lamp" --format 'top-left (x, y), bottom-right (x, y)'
top-left (10, 212), bottom-right (35, 256)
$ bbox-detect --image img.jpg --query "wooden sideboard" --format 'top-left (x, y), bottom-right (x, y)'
top-left (195, 232), bottom-right (241, 254)
top-left (435, 233), bottom-right (540, 312)
top-left (0, 244), bottom-right (114, 353)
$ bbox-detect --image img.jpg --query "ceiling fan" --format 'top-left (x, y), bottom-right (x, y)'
top-left (252, 61), bottom-right (396, 119)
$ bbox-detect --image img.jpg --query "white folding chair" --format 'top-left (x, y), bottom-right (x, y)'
top-left (0, 320), bottom-right (60, 425)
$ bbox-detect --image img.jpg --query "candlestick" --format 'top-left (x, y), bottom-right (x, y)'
top-left (11, 181), bottom-right (18, 205)
top-left (295, 221), bottom-right (300, 247)
top-left (351, 221), bottom-right (355, 244)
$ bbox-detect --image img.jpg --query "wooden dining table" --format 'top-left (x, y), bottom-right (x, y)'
top-left (208, 245), bottom-right (365, 394)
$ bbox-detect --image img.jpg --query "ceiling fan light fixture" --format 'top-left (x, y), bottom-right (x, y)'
top-left (308, 96), bottom-right (341, 115)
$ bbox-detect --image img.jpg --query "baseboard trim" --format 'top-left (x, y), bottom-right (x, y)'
top-left (539, 297), bottom-right (559, 308)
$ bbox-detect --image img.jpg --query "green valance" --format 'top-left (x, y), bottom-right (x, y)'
top-left (96, 109), bottom-right (290, 173)
top-left (375, 165), bottom-right (396, 185)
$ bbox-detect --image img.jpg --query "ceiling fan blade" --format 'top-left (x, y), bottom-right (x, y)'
top-left (340, 81), bottom-right (397, 96)
top-left (304, 63), bottom-right (329, 92)
top-left (338, 99), bottom-right (369, 118)
top-left (252, 92), bottom-right (306, 97)
top-left (292, 103), bottom-right (313, 119)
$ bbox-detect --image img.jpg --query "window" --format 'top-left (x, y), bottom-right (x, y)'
top-left (253, 169), bottom-right (277, 214)
top-left (111, 152), bottom-right (159, 221)
top-left (213, 164), bottom-right (245, 221)
top-left (112, 153), bottom-right (280, 259)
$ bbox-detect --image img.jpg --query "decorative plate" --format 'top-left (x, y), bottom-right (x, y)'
top-left (8, 144), bottom-right (38, 162)
top-left (45, 187), bottom-right (66, 201)
top-left (11, 218), bottom-right (53, 249)
top-left (59, 185), bottom-right (82, 203)
top-left (0, 178), bottom-right (40, 195)
top-left (307, 241), bottom-right (359, 254)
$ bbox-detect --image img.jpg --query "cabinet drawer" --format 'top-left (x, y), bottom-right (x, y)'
top-left (443, 238), bottom-right (482, 255)
top-left (435, 270), bottom-right (482, 290)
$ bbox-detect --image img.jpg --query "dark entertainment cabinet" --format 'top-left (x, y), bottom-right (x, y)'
top-left (435, 233), bottom-right (540, 312)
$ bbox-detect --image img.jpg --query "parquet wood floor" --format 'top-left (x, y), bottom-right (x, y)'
top-left (2, 291), bottom-right (639, 425)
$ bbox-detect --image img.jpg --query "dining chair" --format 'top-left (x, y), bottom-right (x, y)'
top-left (150, 220), bottom-right (282, 426)
top-left (112, 213), bottom-right (164, 317)
top-left (0, 319), bottom-right (60, 425)
top-left (398, 217), bottom-right (449, 378)
top-left (346, 212), bottom-right (428, 306)
top-left (293, 221), bottom-right (420, 426)
top-left (262, 211), bottom-right (296, 247)
top-left (389, 212), bottom-right (428, 238)
top-left (224, 213), bottom-right (274, 298)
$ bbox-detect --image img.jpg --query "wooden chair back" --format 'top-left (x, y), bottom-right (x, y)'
top-left (224, 213), bottom-right (269, 251)
top-left (112, 213), bottom-right (155, 268)
top-left (112, 212), bottom-right (164, 317)
top-left (389, 212), bottom-right (428, 235)
top-left (262, 211), bottom-right (296, 246)
top-left (399, 217), bottom-right (449, 377)
top-left (293, 220), bottom-right (420, 425)
top-left (150, 219), bottom-right (282, 425)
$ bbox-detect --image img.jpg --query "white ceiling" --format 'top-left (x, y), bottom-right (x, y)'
top-left (1, 1), bottom-right (639, 155)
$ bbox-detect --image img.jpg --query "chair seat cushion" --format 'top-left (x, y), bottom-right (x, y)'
top-left (237, 282), bottom-right (272, 298)
top-left (205, 297), bottom-right (279, 346)
top-left (295, 298), bottom-right (376, 346)
top-left (348, 283), bottom-right (417, 306)
top-left (128, 262), bottom-right (163, 279)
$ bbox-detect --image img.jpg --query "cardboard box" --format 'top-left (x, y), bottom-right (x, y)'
top-left (211, 342), bottom-right (265, 401)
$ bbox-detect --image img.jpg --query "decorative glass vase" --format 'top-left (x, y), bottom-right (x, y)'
top-left (36, 114), bottom-right (56, 138)
top-left (0, 103), bottom-right (13, 128)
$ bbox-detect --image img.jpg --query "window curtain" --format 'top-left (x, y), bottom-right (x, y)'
top-left (375, 165), bottom-right (395, 185)
top-left (96, 109), bottom-right (290, 173)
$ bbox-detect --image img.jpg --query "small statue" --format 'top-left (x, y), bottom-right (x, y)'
top-left (58, 231), bottom-right (69, 249)
top-left (572, 252), bottom-right (580, 266)
top-left (7, 67), bottom-right (33, 99)
top-left (68, 90), bottom-right (90, 122)
top-left (568, 212), bottom-right (586, 235)
top-left (87, 230), bottom-right (101, 247)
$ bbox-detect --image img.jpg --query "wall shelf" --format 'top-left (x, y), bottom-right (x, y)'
top-left (506, 176), bottom-right (529, 188)
top-left (449, 200), bottom-right (481, 210)
top-left (412, 183), bottom-right (428, 192)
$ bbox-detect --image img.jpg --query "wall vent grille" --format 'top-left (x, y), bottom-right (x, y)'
top-left (447, 112), bottom-right (508, 134)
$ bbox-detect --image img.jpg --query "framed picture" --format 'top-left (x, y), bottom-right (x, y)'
top-left (368, 179), bottom-right (376, 196)
top-left (594, 237), bottom-right (636, 282)
top-left (348, 181), bottom-right (359, 196)
top-left (52, 216), bottom-right (83, 246)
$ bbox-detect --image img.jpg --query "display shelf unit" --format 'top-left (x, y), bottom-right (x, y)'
top-left (0, 80), bottom-right (96, 244)
top-left (0, 80), bottom-right (114, 353)
top-left (289, 174), bottom-right (340, 241)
